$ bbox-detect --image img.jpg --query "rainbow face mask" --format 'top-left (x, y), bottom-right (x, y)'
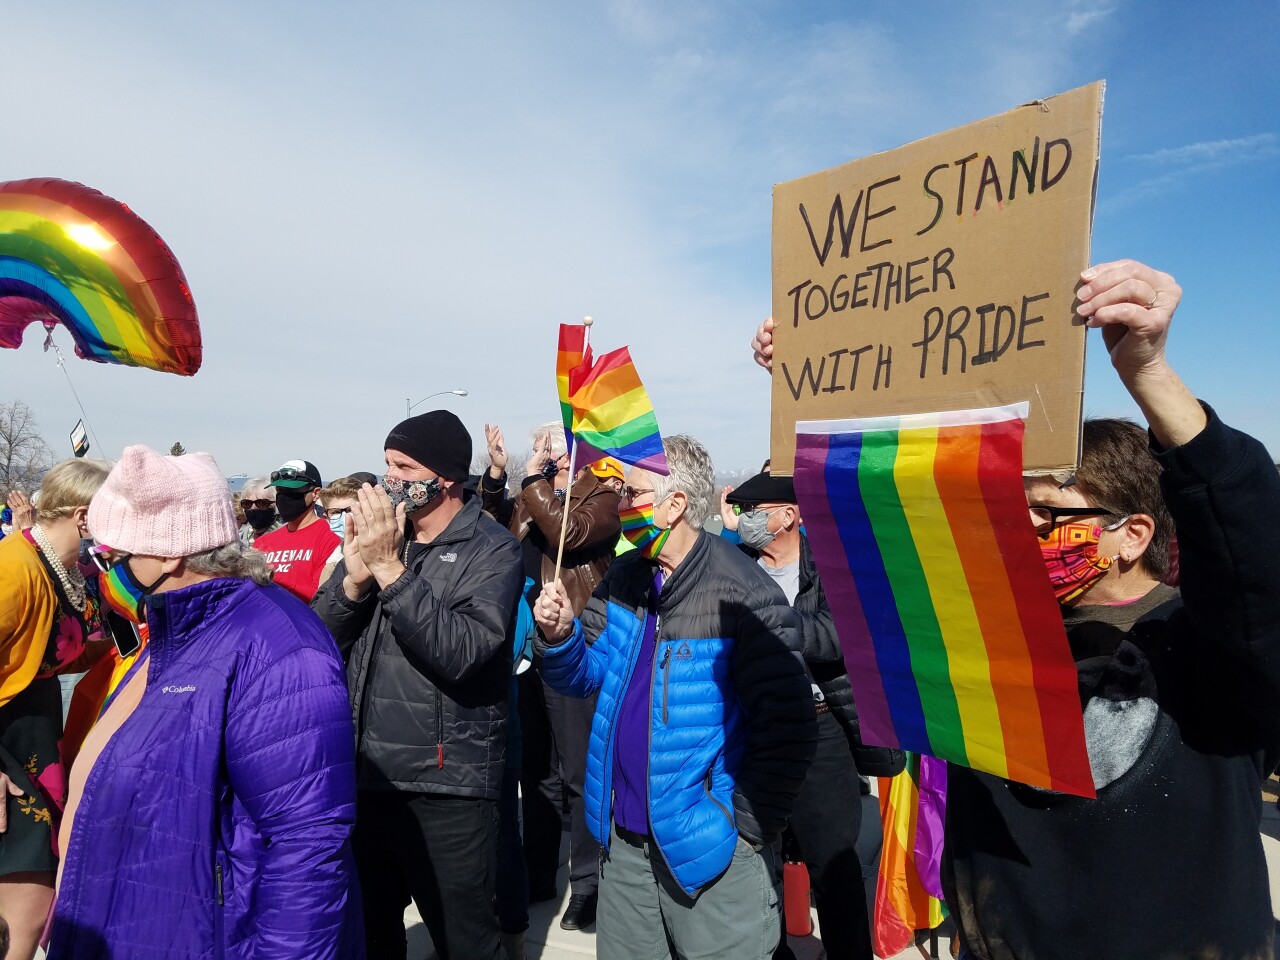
top-left (1039, 519), bottom-right (1124, 603)
top-left (98, 556), bottom-right (168, 624)
top-left (619, 499), bottom-right (671, 560)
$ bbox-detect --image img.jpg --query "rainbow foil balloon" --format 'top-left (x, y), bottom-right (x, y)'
top-left (0, 178), bottom-right (201, 376)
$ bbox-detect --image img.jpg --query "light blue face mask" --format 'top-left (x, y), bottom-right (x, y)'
top-left (328, 514), bottom-right (346, 539)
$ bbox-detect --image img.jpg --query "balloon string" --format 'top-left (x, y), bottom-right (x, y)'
top-left (53, 342), bottom-right (106, 459)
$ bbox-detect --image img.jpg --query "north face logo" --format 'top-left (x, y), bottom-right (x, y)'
top-left (440, 552), bottom-right (457, 563)
top-left (674, 642), bottom-right (693, 660)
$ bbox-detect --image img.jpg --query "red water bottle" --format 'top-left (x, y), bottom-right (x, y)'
top-left (783, 860), bottom-right (814, 937)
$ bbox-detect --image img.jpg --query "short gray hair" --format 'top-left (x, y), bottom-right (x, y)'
top-left (185, 542), bottom-right (273, 586)
top-left (241, 477), bottom-right (274, 500)
top-left (533, 422), bottom-right (568, 460)
top-left (652, 435), bottom-right (715, 531)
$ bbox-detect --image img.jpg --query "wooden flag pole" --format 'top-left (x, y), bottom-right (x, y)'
top-left (553, 315), bottom-right (593, 583)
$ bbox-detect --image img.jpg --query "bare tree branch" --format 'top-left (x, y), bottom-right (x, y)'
top-left (0, 400), bottom-right (55, 493)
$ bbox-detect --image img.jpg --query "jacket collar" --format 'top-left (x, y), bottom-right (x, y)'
top-left (657, 529), bottom-right (712, 609)
top-left (414, 489), bottom-right (485, 548)
top-left (738, 533), bottom-right (817, 592)
top-left (144, 577), bottom-right (257, 675)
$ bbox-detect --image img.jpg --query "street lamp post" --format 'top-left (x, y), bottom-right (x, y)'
top-left (406, 388), bottom-right (469, 418)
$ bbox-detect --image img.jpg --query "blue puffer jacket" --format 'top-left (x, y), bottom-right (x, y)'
top-left (541, 532), bottom-right (816, 895)
top-left (49, 577), bottom-right (362, 960)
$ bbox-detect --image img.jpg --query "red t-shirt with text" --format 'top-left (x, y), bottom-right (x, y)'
top-left (253, 518), bottom-right (341, 602)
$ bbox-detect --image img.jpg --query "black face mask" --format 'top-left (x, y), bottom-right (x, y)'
top-left (275, 489), bottom-right (312, 523)
top-left (245, 508), bottom-right (277, 531)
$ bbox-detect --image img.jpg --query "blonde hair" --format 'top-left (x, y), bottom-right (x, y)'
top-left (321, 476), bottom-right (365, 504)
top-left (36, 459), bottom-right (112, 523)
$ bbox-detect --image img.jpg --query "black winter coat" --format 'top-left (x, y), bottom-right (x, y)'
top-left (746, 537), bottom-right (905, 778)
top-left (312, 493), bottom-right (524, 800)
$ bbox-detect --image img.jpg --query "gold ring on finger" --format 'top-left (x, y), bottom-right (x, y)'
top-left (1146, 292), bottom-right (1158, 309)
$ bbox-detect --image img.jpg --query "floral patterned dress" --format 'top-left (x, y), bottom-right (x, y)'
top-left (0, 530), bottom-right (96, 875)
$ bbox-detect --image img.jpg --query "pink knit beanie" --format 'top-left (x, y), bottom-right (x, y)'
top-left (88, 445), bottom-right (238, 556)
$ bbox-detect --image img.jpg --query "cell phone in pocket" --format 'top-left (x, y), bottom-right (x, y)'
top-left (101, 609), bottom-right (142, 659)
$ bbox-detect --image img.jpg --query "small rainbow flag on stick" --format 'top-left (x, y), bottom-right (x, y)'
top-left (793, 402), bottom-right (1093, 797)
top-left (558, 324), bottom-right (668, 475)
top-left (556, 324), bottom-right (592, 452)
top-left (874, 755), bottom-right (947, 958)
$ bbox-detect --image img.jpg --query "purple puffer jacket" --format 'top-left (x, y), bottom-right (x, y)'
top-left (49, 577), bottom-right (364, 960)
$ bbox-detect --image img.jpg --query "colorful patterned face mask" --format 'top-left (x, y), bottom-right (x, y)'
top-left (381, 475), bottom-right (442, 513)
top-left (1038, 518), bottom-right (1126, 603)
top-left (619, 497), bottom-right (672, 560)
top-left (98, 556), bottom-right (168, 624)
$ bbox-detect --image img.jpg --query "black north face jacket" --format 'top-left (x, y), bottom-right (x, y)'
top-left (312, 492), bottom-right (524, 800)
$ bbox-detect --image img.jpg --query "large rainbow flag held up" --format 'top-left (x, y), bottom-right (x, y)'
top-left (793, 402), bottom-right (1093, 797)
top-left (556, 323), bottom-right (668, 475)
top-left (875, 754), bottom-right (947, 958)
top-left (0, 178), bottom-right (201, 376)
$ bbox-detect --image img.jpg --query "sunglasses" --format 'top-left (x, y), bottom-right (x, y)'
top-left (270, 467), bottom-right (313, 484)
top-left (1028, 505), bottom-right (1114, 539)
top-left (621, 485), bottom-right (656, 503)
top-left (241, 498), bottom-right (274, 510)
top-left (89, 545), bottom-right (127, 573)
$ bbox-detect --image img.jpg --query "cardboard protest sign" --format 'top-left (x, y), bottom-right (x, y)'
top-left (770, 81), bottom-right (1103, 475)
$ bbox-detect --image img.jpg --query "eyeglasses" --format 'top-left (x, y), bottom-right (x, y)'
top-left (621, 485), bottom-right (656, 503)
top-left (89, 545), bottom-right (127, 573)
top-left (270, 467), bottom-right (312, 484)
top-left (1028, 505), bottom-right (1114, 539)
top-left (731, 503), bottom-right (756, 517)
top-left (324, 507), bottom-right (352, 520)
top-left (241, 498), bottom-right (274, 510)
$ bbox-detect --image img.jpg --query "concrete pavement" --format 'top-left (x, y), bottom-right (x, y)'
top-left (405, 822), bottom-right (1280, 959)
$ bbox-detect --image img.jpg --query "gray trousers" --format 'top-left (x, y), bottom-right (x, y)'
top-left (597, 824), bottom-right (781, 960)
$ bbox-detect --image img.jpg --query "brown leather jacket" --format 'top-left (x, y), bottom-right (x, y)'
top-left (480, 469), bottom-right (621, 615)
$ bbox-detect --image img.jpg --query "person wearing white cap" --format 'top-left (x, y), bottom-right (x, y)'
top-left (47, 445), bottom-right (362, 960)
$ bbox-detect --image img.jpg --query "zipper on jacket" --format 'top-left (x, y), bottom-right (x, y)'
top-left (214, 857), bottom-right (226, 960)
top-left (437, 692), bottom-right (445, 769)
top-left (645, 617), bottom-right (679, 884)
top-left (704, 770), bottom-right (734, 827)
top-left (659, 645), bottom-right (672, 724)
top-left (598, 603), bottom-right (651, 845)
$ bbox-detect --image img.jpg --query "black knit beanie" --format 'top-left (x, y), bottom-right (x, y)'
top-left (384, 410), bottom-right (472, 482)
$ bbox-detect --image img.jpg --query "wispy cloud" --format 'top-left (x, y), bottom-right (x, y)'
top-left (1103, 132), bottom-right (1280, 209)
top-left (1129, 132), bottom-right (1278, 165)
top-left (1065, 3), bottom-right (1115, 37)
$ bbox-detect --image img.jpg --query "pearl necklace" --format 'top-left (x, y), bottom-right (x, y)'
top-left (30, 524), bottom-right (87, 613)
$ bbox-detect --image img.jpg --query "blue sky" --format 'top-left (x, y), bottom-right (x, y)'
top-left (2, 1), bottom-right (1277, 480)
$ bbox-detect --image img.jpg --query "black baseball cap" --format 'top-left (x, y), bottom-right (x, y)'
top-left (724, 471), bottom-right (796, 507)
top-left (268, 459), bottom-right (322, 490)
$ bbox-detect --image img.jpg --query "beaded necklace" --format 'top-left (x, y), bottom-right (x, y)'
top-left (30, 523), bottom-right (88, 613)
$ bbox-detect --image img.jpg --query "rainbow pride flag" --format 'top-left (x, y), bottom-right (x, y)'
top-left (556, 324), bottom-right (592, 452)
top-left (874, 755), bottom-right (947, 958)
top-left (564, 341), bottom-right (668, 476)
top-left (793, 403), bottom-right (1093, 797)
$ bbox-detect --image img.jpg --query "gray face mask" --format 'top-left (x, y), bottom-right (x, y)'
top-left (737, 508), bottom-right (786, 549)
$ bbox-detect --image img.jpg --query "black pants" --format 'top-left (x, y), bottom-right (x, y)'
top-left (786, 711), bottom-right (872, 960)
top-left (519, 668), bottom-right (599, 899)
top-left (354, 790), bottom-right (502, 960)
